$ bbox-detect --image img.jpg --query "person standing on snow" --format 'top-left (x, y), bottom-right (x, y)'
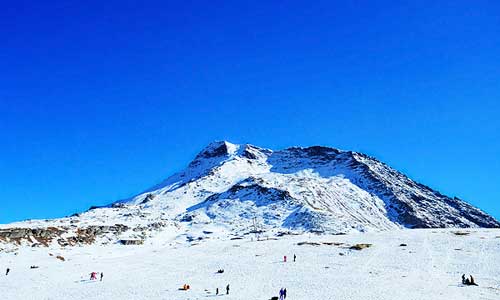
top-left (279, 288), bottom-right (284, 300)
top-left (216, 288), bottom-right (219, 295)
top-left (293, 254), bottom-right (296, 262)
top-left (470, 275), bottom-right (478, 286)
top-left (100, 272), bottom-right (104, 281)
top-left (90, 272), bottom-right (98, 280)
top-left (226, 284), bottom-right (230, 295)
top-left (283, 288), bottom-right (287, 299)
top-left (5, 268), bottom-right (10, 276)
top-left (284, 255), bottom-right (287, 262)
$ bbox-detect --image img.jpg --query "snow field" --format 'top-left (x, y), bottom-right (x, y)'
top-left (1, 229), bottom-right (499, 300)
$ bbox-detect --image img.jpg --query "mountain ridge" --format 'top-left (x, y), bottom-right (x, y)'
top-left (122, 140), bottom-right (498, 230)
top-left (1, 141), bottom-right (498, 248)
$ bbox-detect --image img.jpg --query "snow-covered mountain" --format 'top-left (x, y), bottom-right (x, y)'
top-left (1, 141), bottom-right (498, 247)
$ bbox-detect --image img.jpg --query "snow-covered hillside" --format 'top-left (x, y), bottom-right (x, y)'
top-left (122, 141), bottom-right (499, 234)
top-left (1, 141), bottom-right (498, 248)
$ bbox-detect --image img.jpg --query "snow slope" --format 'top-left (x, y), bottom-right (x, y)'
top-left (119, 141), bottom-right (499, 235)
top-left (1, 229), bottom-right (499, 300)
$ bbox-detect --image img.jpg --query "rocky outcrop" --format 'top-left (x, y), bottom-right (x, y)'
top-left (0, 222), bottom-right (171, 248)
top-left (119, 239), bottom-right (144, 245)
top-left (59, 224), bottom-right (130, 246)
top-left (0, 224), bottom-right (130, 247)
top-left (0, 227), bottom-right (65, 246)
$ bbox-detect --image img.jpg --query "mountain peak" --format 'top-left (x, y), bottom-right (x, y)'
top-left (195, 141), bottom-right (240, 159)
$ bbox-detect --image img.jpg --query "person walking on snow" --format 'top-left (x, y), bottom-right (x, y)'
top-left (293, 254), bottom-right (296, 262)
top-left (279, 288), bottom-right (284, 300)
top-left (100, 272), bottom-right (104, 281)
top-left (5, 268), bottom-right (10, 276)
top-left (284, 255), bottom-right (287, 263)
top-left (226, 284), bottom-right (230, 295)
top-left (216, 288), bottom-right (219, 295)
top-left (283, 288), bottom-right (287, 299)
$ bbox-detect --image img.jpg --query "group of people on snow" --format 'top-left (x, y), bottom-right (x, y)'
top-left (279, 287), bottom-right (287, 299)
top-left (270, 288), bottom-right (288, 300)
top-left (215, 284), bottom-right (230, 295)
top-left (90, 272), bottom-right (104, 281)
top-left (462, 274), bottom-right (478, 286)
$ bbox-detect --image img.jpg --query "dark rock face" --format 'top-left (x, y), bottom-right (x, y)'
top-left (139, 194), bottom-right (156, 205)
top-left (88, 205), bottom-right (105, 211)
top-left (442, 197), bottom-right (499, 228)
top-left (180, 214), bottom-right (195, 222)
top-left (242, 149), bottom-right (258, 159)
top-left (188, 141), bottom-right (232, 170)
top-left (304, 146), bottom-right (341, 158)
top-left (197, 142), bottom-right (229, 159)
top-left (343, 152), bottom-right (500, 229)
top-left (283, 146), bottom-right (341, 162)
top-left (241, 144), bottom-right (271, 160)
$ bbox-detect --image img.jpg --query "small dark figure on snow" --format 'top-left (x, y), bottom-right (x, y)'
top-left (462, 274), bottom-right (478, 286)
top-left (279, 288), bottom-right (284, 300)
top-left (226, 284), bottom-right (230, 295)
top-left (6, 268), bottom-right (10, 276)
top-left (216, 288), bottom-right (219, 295)
top-left (470, 275), bottom-right (478, 286)
top-left (90, 272), bottom-right (98, 280)
top-left (100, 272), bottom-right (104, 281)
top-left (293, 254), bottom-right (296, 262)
top-left (283, 288), bottom-right (287, 299)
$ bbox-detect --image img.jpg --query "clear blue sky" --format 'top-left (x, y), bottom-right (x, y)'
top-left (1, 1), bottom-right (499, 223)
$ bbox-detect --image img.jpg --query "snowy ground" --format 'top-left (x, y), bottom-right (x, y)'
top-left (1, 229), bottom-right (499, 300)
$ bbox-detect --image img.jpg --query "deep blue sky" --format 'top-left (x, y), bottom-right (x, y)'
top-left (1, 1), bottom-right (499, 223)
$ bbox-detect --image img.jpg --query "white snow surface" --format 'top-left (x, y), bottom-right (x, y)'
top-left (1, 229), bottom-right (500, 299)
